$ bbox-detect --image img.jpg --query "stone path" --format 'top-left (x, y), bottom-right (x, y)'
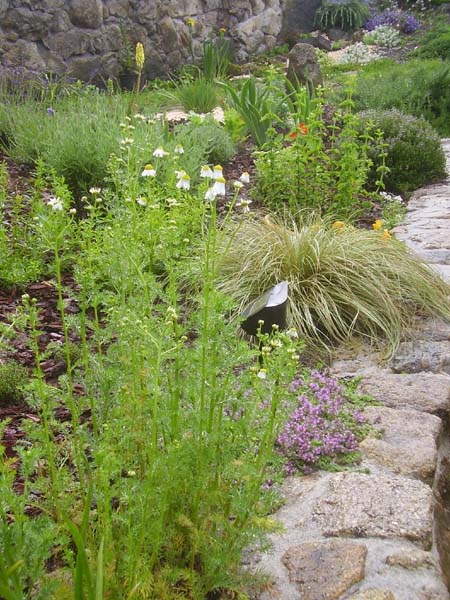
top-left (249, 140), bottom-right (450, 599)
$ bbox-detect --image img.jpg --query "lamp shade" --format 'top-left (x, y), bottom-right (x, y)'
top-left (241, 281), bottom-right (289, 336)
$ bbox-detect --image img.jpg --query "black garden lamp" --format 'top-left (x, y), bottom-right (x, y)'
top-left (240, 281), bottom-right (289, 337)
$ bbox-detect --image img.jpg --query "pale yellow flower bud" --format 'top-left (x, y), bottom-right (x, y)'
top-left (135, 42), bottom-right (145, 71)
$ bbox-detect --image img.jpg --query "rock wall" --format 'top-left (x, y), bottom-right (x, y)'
top-left (0, 0), bottom-right (286, 83)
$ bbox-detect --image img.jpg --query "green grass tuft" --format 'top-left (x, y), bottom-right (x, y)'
top-left (217, 215), bottom-right (450, 354)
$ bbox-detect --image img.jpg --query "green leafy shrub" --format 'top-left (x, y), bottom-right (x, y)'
top-left (357, 109), bottom-right (446, 194)
top-left (216, 215), bottom-right (450, 354)
top-left (0, 361), bottom-right (29, 405)
top-left (175, 117), bottom-right (235, 165)
top-left (223, 108), bottom-right (248, 144)
top-left (315, 0), bottom-right (369, 31)
top-left (253, 99), bottom-right (373, 218)
top-left (352, 59), bottom-right (450, 135)
top-left (414, 26), bottom-right (450, 59)
top-left (0, 92), bottom-right (177, 197)
top-left (0, 93), bottom-right (129, 195)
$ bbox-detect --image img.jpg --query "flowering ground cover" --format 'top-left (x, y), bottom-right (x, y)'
top-left (0, 12), bottom-right (450, 596)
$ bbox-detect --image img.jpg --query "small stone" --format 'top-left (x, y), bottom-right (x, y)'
top-left (313, 472), bottom-right (433, 548)
top-left (282, 539), bottom-right (367, 599)
top-left (386, 548), bottom-right (435, 569)
top-left (347, 590), bottom-right (395, 600)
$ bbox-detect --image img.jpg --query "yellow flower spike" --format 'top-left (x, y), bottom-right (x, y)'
top-left (372, 219), bottom-right (383, 231)
top-left (332, 221), bottom-right (346, 230)
top-left (135, 42), bottom-right (145, 70)
top-left (382, 229), bottom-right (392, 241)
top-left (186, 17), bottom-right (195, 27)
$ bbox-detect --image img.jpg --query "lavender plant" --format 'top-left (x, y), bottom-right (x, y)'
top-left (364, 9), bottom-right (420, 33)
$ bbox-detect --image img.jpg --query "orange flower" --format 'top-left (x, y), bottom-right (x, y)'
top-left (289, 123), bottom-right (309, 140)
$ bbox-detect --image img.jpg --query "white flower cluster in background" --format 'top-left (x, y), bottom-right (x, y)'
top-left (363, 26), bottom-right (401, 49)
top-left (336, 42), bottom-right (382, 65)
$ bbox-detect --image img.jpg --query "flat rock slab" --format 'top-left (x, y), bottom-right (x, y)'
top-left (313, 473), bottom-right (433, 548)
top-left (408, 248), bottom-right (450, 265)
top-left (357, 370), bottom-right (450, 416)
top-left (282, 540), bottom-right (367, 599)
top-left (415, 319), bottom-right (450, 342)
top-left (360, 406), bottom-right (441, 483)
top-left (386, 547), bottom-right (436, 570)
top-left (390, 340), bottom-right (450, 374)
top-left (347, 591), bottom-right (395, 600)
top-left (431, 264), bottom-right (450, 284)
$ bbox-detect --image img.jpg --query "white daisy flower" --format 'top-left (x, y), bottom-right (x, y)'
top-left (237, 198), bottom-right (252, 213)
top-left (233, 181), bottom-right (244, 189)
top-left (204, 187), bottom-right (217, 201)
top-left (176, 173), bottom-right (191, 190)
top-left (137, 197), bottom-right (147, 206)
top-left (141, 164), bottom-right (156, 177)
top-left (239, 171), bottom-right (250, 183)
top-left (48, 196), bottom-right (63, 211)
top-left (174, 144), bottom-right (184, 154)
top-left (212, 165), bottom-right (223, 179)
top-left (211, 176), bottom-right (226, 196)
top-left (89, 187), bottom-right (102, 195)
top-left (153, 147), bottom-right (169, 158)
top-left (200, 165), bottom-right (214, 178)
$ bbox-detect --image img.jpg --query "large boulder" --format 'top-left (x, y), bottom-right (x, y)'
top-left (281, 0), bottom-right (323, 41)
top-left (287, 42), bottom-right (322, 89)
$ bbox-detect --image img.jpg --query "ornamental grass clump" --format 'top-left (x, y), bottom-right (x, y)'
top-left (217, 216), bottom-right (450, 354)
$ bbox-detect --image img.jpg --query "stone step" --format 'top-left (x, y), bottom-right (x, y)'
top-left (250, 472), bottom-right (447, 599)
top-left (390, 340), bottom-right (450, 375)
top-left (313, 472), bottom-right (433, 548)
top-left (356, 369), bottom-right (450, 417)
top-left (359, 406), bottom-right (442, 484)
top-left (431, 264), bottom-right (450, 284)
